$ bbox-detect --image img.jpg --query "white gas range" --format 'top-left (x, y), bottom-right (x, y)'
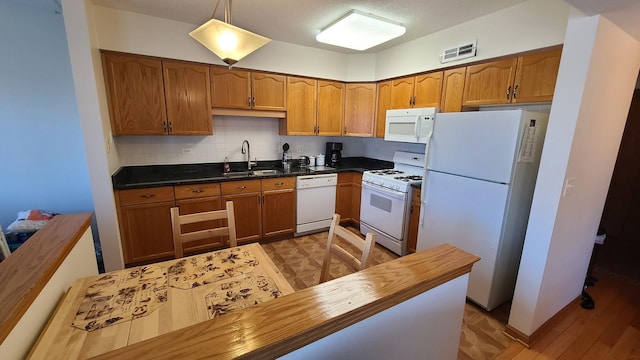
top-left (360, 151), bottom-right (425, 256)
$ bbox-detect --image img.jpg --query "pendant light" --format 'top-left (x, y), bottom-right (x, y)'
top-left (189, 0), bottom-right (271, 66)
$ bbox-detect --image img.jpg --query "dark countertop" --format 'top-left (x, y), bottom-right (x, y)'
top-left (111, 157), bottom-right (393, 190)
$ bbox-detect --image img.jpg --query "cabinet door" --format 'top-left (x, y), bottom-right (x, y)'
top-left (413, 72), bottom-right (443, 108)
top-left (463, 58), bottom-right (518, 106)
top-left (285, 76), bottom-right (317, 135)
top-left (344, 83), bottom-right (376, 137)
top-left (102, 52), bottom-right (167, 135)
top-left (336, 183), bottom-right (353, 223)
top-left (118, 201), bottom-right (175, 265)
top-left (317, 80), bottom-right (344, 136)
top-left (375, 81), bottom-right (392, 138)
top-left (440, 67), bottom-right (467, 112)
top-left (390, 77), bottom-right (415, 109)
top-left (251, 72), bottom-right (287, 110)
top-left (512, 48), bottom-right (561, 103)
top-left (163, 60), bottom-right (212, 135)
top-left (407, 200), bottom-right (420, 254)
top-left (176, 197), bottom-right (224, 254)
top-left (262, 189), bottom-right (296, 238)
top-left (210, 67), bottom-right (251, 109)
top-left (351, 178), bottom-right (362, 225)
top-left (223, 193), bottom-right (262, 243)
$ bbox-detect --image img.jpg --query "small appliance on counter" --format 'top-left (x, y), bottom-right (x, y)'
top-left (299, 156), bottom-right (310, 168)
top-left (282, 143), bottom-right (291, 171)
top-left (325, 142), bottom-right (343, 166)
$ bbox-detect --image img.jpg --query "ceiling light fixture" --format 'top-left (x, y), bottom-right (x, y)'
top-left (316, 10), bottom-right (406, 51)
top-left (189, 0), bottom-right (271, 66)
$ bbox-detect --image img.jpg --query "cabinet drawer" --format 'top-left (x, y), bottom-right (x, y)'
top-left (117, 186), bottom-right (175, 206)
top-left (412, 188), bottom-right (421, 203)
top-left (221, 179), bottom-right (261, 195)
top-left (174, 183), bottom-right (221, 199)
top-left (352, 172), bottom-right (362, 183)
top-left (262, 177), bottom-right (295, 191)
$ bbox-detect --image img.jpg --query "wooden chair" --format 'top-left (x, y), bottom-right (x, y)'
top-left (170, 201), bottom-right (237, 258)
top-left (320, 214), bottom-right (376, 283)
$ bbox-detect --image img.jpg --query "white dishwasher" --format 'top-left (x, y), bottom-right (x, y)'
top-left (296, 173), bottom-right (338, 235)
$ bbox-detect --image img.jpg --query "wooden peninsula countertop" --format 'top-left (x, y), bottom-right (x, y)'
top-left (91, 243), bottom-right (479, 360)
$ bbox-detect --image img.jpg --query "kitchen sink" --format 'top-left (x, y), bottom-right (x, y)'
top-left (223, 171), bottom-right (253, 178)
top-left (252, 169), bottom-right (280, 176)
top-left (223, 169), bottom-right (281, 178)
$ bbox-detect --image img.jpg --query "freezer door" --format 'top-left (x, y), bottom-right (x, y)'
top-left (429, 110), bottom-right (523, 184)
top-left (417, 171), bottom-right (509, 309)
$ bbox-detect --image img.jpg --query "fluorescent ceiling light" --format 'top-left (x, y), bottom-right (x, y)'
top-left (189, 0), bottom-right (271, 66)
top-left (316, 10), bottom-right (406, 51)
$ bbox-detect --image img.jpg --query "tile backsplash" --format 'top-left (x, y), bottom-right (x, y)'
top-left (115, 105), bottom-right (548, 168)
top-left (115, 116), bottom-right (416, 166)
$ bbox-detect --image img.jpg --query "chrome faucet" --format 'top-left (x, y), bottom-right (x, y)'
top-left (241, 140), bottom-right (257, 170)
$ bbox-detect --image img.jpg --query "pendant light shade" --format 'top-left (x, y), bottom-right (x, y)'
top-left (189, 0), bottom-right (271, 66)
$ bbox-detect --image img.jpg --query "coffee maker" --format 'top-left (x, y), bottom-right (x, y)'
top-left (325, 142), bottom-right (343, 166)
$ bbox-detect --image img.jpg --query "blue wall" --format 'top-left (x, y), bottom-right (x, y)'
top-left (0, 0), bottom-right (94, 230)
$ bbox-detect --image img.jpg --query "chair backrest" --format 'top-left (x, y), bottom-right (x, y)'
top-left (170, 200), bottom-right (237, 258)
top-left (320, 214), bottom-right (376, 283)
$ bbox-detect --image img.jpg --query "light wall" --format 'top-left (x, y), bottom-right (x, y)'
top-left (115, 116), bottom-right (419, 166)
top-left (374, 0), bottom-right (571, 79)
top-left (509, 11), bottom-right (640, 335)
top-left (0, 1), bottom-right (94, 229)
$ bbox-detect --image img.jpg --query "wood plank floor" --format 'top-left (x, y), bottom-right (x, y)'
top-left (264, 232), bottom-right (640, 360)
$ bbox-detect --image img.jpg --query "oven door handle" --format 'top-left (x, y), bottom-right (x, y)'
top-left (361, 181), bottom-right (407, 200)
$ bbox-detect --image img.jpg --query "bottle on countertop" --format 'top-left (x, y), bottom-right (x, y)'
top-left (223, 157), bottom-right (230, 173)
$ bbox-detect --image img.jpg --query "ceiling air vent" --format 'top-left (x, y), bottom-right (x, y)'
top-left (440, 40), bottom-right (477, 64)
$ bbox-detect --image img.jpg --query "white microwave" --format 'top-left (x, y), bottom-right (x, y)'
top-left (384, 107), bottom-right (437, 144)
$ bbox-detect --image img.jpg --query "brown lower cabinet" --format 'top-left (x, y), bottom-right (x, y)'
top-left (407, 188), bottom-right (421, 254)
top-left (221, 180), bottom-right (262, 244)
top-left (114, 176), bottom-right (298, 266)
top-left (115, 186), bottom-right (176, 265)
top-left (335, 172), bottom-right (363, 226)
top-left (174, 183), bottom-right (225, 254)
top-left (262, 177), bottom-right (296, 238)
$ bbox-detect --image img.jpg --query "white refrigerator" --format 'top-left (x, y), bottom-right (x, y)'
top-left (416, 110), bottom-right (549, 311)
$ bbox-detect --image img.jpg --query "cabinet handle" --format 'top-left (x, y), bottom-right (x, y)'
top-left (237, 185), bottom-right (247, 190)
top-left (316, 125), bottom-right (320, 135)
top-left (192, 189), bottom-right (204, 193)
top-left (252, 97), bottom-right (256, 107)
top-left (513, 85), bottom-right (518, 99)
top-left (168, 121), bottom-right (173, 133)
top-left (506, 86), bottom-right (511, 100)
top-left (247, 97), bottom-right (251, 106)
top-left (162, 121), bottom-right (167, 132)
top-left (140, 194), bottom-right (155, 198)
top-left (275, 182), bottom-right (284, 186)
top-left (343, 126), bottom-right (347, 135)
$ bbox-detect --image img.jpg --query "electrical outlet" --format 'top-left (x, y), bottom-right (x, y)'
top-left (182, 148), bottom-right (193, 155)
top-left (295, 145), bottom-right (304, 153)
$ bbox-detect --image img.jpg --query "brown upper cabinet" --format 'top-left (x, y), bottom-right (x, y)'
top-left (281, 77), bottom-right (347, 136)
top-left (390, 72), bottom-right (443, 109)
top-left (282, 76), bottom-right (317, 135)
top-left (317, 80), bottom-right (345, 136)
top-left (440, 67), bottom-right (467, 113)
top-left (344, 83), bottom-right (376, 137)
top-left (512, 48), bottom-right (562, 103)
top-left (375, 80), bottom-right (392, 138)
top-left (102, 52), bottom-right (212, 136)
top-left (463, 48), bottom-right (561, 106)
top-left (210, 67), bottom-right (286, 111)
